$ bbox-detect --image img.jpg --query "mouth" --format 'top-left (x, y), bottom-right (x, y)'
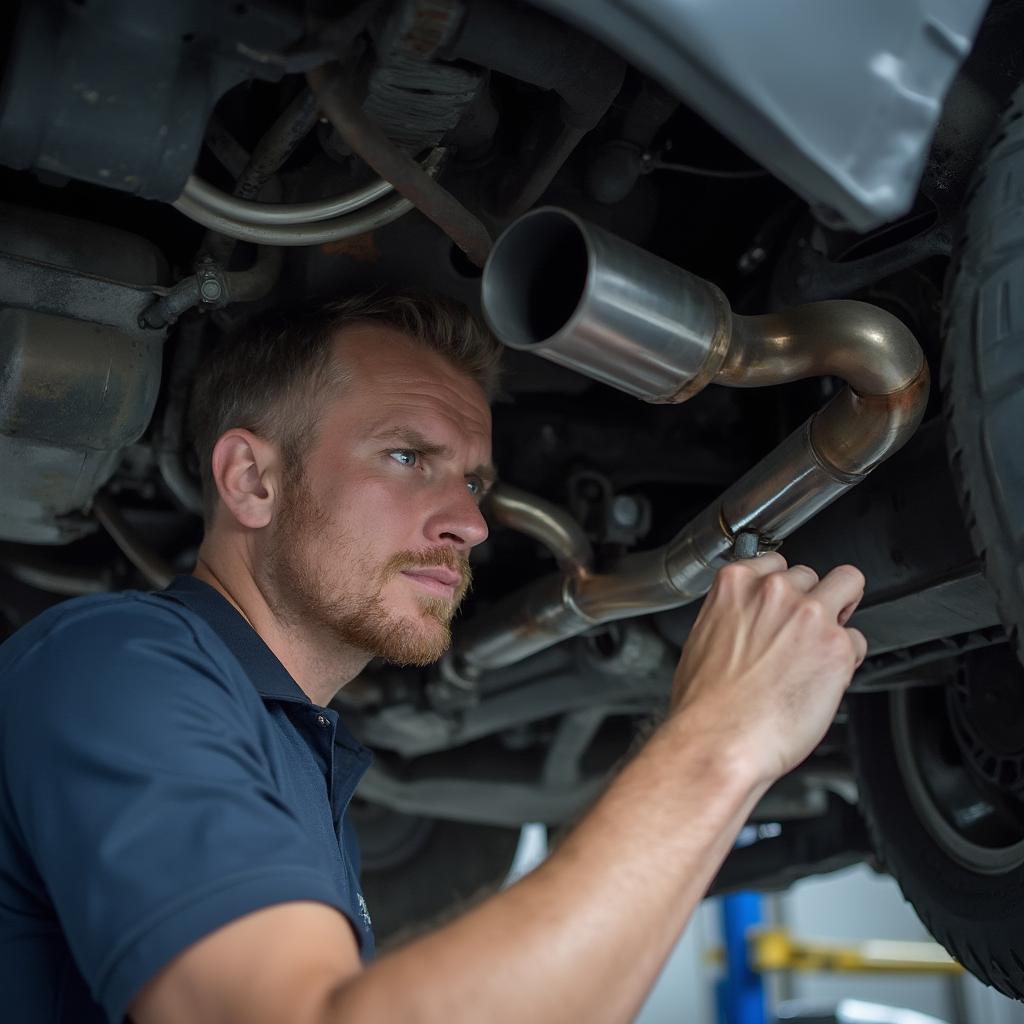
top-left (400, 568), bottom-right (462, 599)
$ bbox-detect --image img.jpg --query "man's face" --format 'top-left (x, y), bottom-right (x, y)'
top-left (260, 325), bottom-right (493, 667)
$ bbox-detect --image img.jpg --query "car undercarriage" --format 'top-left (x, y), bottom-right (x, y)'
top-left (2, 0), bottom-right (1024, 996)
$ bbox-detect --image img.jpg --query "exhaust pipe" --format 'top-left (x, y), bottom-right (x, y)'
top-left (454, 208), bottom-right (929, 674)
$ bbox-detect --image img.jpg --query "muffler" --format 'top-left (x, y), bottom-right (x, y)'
top-left (453, 207), bottom-right (929, 675)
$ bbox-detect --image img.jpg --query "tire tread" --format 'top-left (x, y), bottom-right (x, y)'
top-left (926, 77), bottom-right (1024, 994)
top-left (944, 84), bottom-right (1024, 669)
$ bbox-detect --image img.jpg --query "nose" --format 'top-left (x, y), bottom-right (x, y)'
top-left (424, 481), bottom-right (490, 551)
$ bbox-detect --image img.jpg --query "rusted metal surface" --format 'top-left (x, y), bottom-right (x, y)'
top-left (810, 363), bottom-right (931, 476)
top-left (0, 208), bottom-right (167, 543)
top-left (306, 64), bottom-right (492, 267)
top-left (721, 301), bottom-right (924, 394)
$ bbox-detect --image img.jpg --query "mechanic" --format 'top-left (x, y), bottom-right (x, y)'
top-left (0, 290), bottom-right (867, 1024)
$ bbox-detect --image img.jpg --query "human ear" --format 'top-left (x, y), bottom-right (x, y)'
top-left (210, 429), bottom-right (279, 529)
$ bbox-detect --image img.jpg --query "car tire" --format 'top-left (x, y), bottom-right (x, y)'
top-left (848, 653), bottom-right (1024, 1000)
top-left (943, 79), bottom-right (1024, 663)
top-left (846, 80), bottom-right (1024, 999)
top-left (350, 800), bottom-right (523, 947)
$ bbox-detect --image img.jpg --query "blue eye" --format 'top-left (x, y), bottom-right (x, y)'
top-left (466, 476), bottom-right (482, 496)
top-left (389, 450), bottom-right (418, 466)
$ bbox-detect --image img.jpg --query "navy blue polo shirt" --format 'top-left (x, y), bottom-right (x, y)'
top-left (0, 575), bottom-right (374, 1023)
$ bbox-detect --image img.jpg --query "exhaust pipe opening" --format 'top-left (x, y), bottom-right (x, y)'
top-left (484, 208), bottom-right (728, 401)
top-left (482, 209), bottom-right (590, 347)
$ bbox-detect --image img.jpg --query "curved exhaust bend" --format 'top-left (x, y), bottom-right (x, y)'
top-left (722, 303), bottom-right (929, 477)
top-left (485, 484), bottom-right (594, 578)
top-left (454, 208), bottom-right (929, 674)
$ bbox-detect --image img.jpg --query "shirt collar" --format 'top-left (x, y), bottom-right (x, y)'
top-left (158, 575), bottom-right (312, 705)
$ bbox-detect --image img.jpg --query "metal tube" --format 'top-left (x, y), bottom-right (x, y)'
top-left (141, 244), bottom-right (283, 331)
top-left (171, 151), bottom-right (443, 245)
top-left (92, 493), bottom-right (175, 590)
top-left (485, 484), bottom-right (594, 576)
top-left (181, 173), bottom-right (396, 225)
top-left (441, 0), bottom-right (625, 219)
top-left (223, 244), bottom-right (283, 304)
top-left (155, 320), bottom-right (206, 515)
top-left (198, 92), bottom-right (313, 265)
top-left (454, 209), bottom-right (930, 674)
top-left (481, 207), bottom-right (730, 402)
top-left (231, 86), bottom-right (321, 202)
top-left (306, 65), bottom-right (493, 267)
top-left (722, 303), bottom-right (923, 394)
top-left (499, 123), bottom-right (588, 220)
top-left (808, 366), bottom-right (930, 477)
top-left (203, 112), bottom-right (251, 178)
top-left (140, 276), bottom-right (202, 331)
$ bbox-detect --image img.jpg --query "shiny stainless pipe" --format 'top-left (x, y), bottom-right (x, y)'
top-left (454, 208), bottom-right (929, 674)
top-left (485, 484), bottom-right (594, 577)
top-left (480, 207), bottom-right (731, 403)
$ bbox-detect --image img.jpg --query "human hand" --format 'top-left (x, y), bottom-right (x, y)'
top-left (668, 553), bottom-right (866, 784)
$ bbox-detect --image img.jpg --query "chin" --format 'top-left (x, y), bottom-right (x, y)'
top-left (390, 616), bottom-right (453, 666)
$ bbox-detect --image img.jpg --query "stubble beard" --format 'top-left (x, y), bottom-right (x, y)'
top-left (262, 463), bottom-right (471, 667)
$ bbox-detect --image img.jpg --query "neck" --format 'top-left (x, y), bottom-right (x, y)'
top-left (192, 548), bottom-right (371, 707)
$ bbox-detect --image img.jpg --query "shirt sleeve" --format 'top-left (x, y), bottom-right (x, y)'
top-left (1, 599), bottom-right (348, 1023)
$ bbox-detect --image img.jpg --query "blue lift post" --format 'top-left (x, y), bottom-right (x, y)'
top-left (717, 891), bottom-right (767, 1024)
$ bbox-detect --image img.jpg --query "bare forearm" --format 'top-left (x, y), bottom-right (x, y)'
top-left (131, 558), bottom-right (864, 1024)
top-left (327, 712), bottom-right (769, 1024)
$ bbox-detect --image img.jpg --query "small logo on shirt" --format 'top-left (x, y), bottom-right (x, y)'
top-left (357, 892), bottom-right (372, 929)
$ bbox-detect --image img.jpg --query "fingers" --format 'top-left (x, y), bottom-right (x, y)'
top-left (838, 601), bottom-right (857, 627)
top-left (737, 551), bottom-right (787, 577)
top-left (780, 564), bottom-right (819, 594)
top-left (846, 626), bottom-right (868, 667)
top-left (809, 564), bottom-right (865, 619)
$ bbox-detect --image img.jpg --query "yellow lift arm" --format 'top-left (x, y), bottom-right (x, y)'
top-left (749, 928), bottom-right (964, 975)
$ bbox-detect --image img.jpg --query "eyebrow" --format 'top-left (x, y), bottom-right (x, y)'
top-left (371, 425), bottom-right (497, 487)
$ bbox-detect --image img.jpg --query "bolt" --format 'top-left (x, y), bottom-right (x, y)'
top-left (738, 245), bottom-right (767, 273)
top-left (199, 278), bottom-right (223, 302)
top-left (611, 494), bottom-right (641, 529)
